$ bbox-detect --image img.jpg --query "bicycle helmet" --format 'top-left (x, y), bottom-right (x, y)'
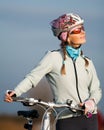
top-left (50, 13), bottom-right (84, 41)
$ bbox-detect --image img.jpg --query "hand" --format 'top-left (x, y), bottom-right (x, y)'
top-left (80, 99), bottom-right (95, 115)
top-left (4, 90), bottom-right (16, 102)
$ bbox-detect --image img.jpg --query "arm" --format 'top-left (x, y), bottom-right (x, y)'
top-left (5, 51), bottom-right (53, 101)
top-left (14, 51), bottom-right (53, 96)
top-left (88, 60), bottom-right (102, 104)
top-left (80, 60), bottom-right (102, 115)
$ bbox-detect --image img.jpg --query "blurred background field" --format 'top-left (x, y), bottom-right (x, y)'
top-left (0, 114), bottom-right (40, 130)
top-left (0, 111), bottom-right (104, 130)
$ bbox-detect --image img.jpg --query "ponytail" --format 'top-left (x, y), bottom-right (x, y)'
top-left (60, 42), bottom-right (67, 75)
top-left (81, 50), bottom-right (89, 67)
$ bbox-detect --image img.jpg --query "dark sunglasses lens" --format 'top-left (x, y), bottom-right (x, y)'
top-left (71, 28), bottom-right (81, 34)
top-left (70, 26), bottom-right (84, 34)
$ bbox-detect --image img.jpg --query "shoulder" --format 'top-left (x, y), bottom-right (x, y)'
top-left (81, 55), bottom-right (91, 61)
top-left (51, 49), bottom-right (61, 54)
top-left (45, 49), bottom-right (62, 56)
top-left (44, 49), bottom-right (63, 62)
top-left (84, 56), bottom-right (91, 61)
top-left (80, 55), bottom-right (93, 67)
top-left (51, 49), bottom-right (60, 52)
top-left (81, 55), bottom-right (96, 69)
top-left (42, 49), bottom-right (62, 59)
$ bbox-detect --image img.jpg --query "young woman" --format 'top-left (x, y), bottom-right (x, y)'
top-left (5, 13), bottom-right (102, 130)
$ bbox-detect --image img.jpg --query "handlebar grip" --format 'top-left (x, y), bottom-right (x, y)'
top-left (12, 97), bottom-right (25, 101)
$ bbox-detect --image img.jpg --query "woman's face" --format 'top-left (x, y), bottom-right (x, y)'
top-left (67, 25), bottom-right (86, 48)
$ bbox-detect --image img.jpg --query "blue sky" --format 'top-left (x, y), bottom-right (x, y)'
top-left (0, 0), bottom-right (104, 114)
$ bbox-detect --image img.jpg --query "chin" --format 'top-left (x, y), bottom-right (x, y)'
top-left (73, 42), bottom-right (85, 48)
top-left (79, 39), bottom-right (86, 44)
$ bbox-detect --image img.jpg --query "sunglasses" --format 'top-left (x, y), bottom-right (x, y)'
top-left (70, 26), bottom-right (85, 34)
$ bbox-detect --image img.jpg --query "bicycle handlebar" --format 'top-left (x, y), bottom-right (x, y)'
top-left (12, 97), bottom-right (92, 118)
top-left (12, 97), bottom-right (80, 109)
top-left (6, 90), bottom-right (83, 112)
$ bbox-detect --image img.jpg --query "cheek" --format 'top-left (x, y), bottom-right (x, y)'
top-left (70, 36), bottom-right (79, 43)
top-left (70, 35), bottom-right (86, 43)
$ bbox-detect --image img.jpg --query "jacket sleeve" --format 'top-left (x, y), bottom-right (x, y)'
top-left (88, 60), bottom-right (102, 104)
top-left (14, 51), bottom-right (53, 96)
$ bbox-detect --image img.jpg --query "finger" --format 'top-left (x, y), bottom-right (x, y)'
top-left (9, 91), bottom-right (15, 97)
top-left (7, 91), bottom-right (16, 98)
top-left (6, 90), bottom-right (14, 96)
top-left (5, 95), bottom-right (13, 101)
top-left (4, 98), bottom-right (12, 102)
top-left (84, 108), bottom-right (89, 115)
top-left (4, 92), bottom-right (14, 102)
top-left (4, 97), bottom-right (13, 102)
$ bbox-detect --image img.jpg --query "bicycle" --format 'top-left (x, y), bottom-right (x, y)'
top-left (11, 96), bottom-right (92, 130)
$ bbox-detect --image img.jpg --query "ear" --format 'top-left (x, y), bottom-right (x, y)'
top-left (59, 32), bottom-right (68, 42)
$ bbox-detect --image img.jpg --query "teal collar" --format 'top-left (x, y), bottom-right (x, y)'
top-left (66, 45), bottom-right (81, 60)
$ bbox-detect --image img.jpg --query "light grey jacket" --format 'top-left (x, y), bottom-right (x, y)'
top-left (14, 49), bottom-right (102, 117)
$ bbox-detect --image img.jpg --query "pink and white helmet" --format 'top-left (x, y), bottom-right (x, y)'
top-left (50, 13), bottom-right (84, 41)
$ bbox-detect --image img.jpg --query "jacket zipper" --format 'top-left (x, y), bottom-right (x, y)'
top-left (73, 60), bottom-right (82, 103)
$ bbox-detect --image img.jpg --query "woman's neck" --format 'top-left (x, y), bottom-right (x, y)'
top-left (64, 41), bottom-right (81, 49)
top-left (68, 43), bottom-right (81, 49)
